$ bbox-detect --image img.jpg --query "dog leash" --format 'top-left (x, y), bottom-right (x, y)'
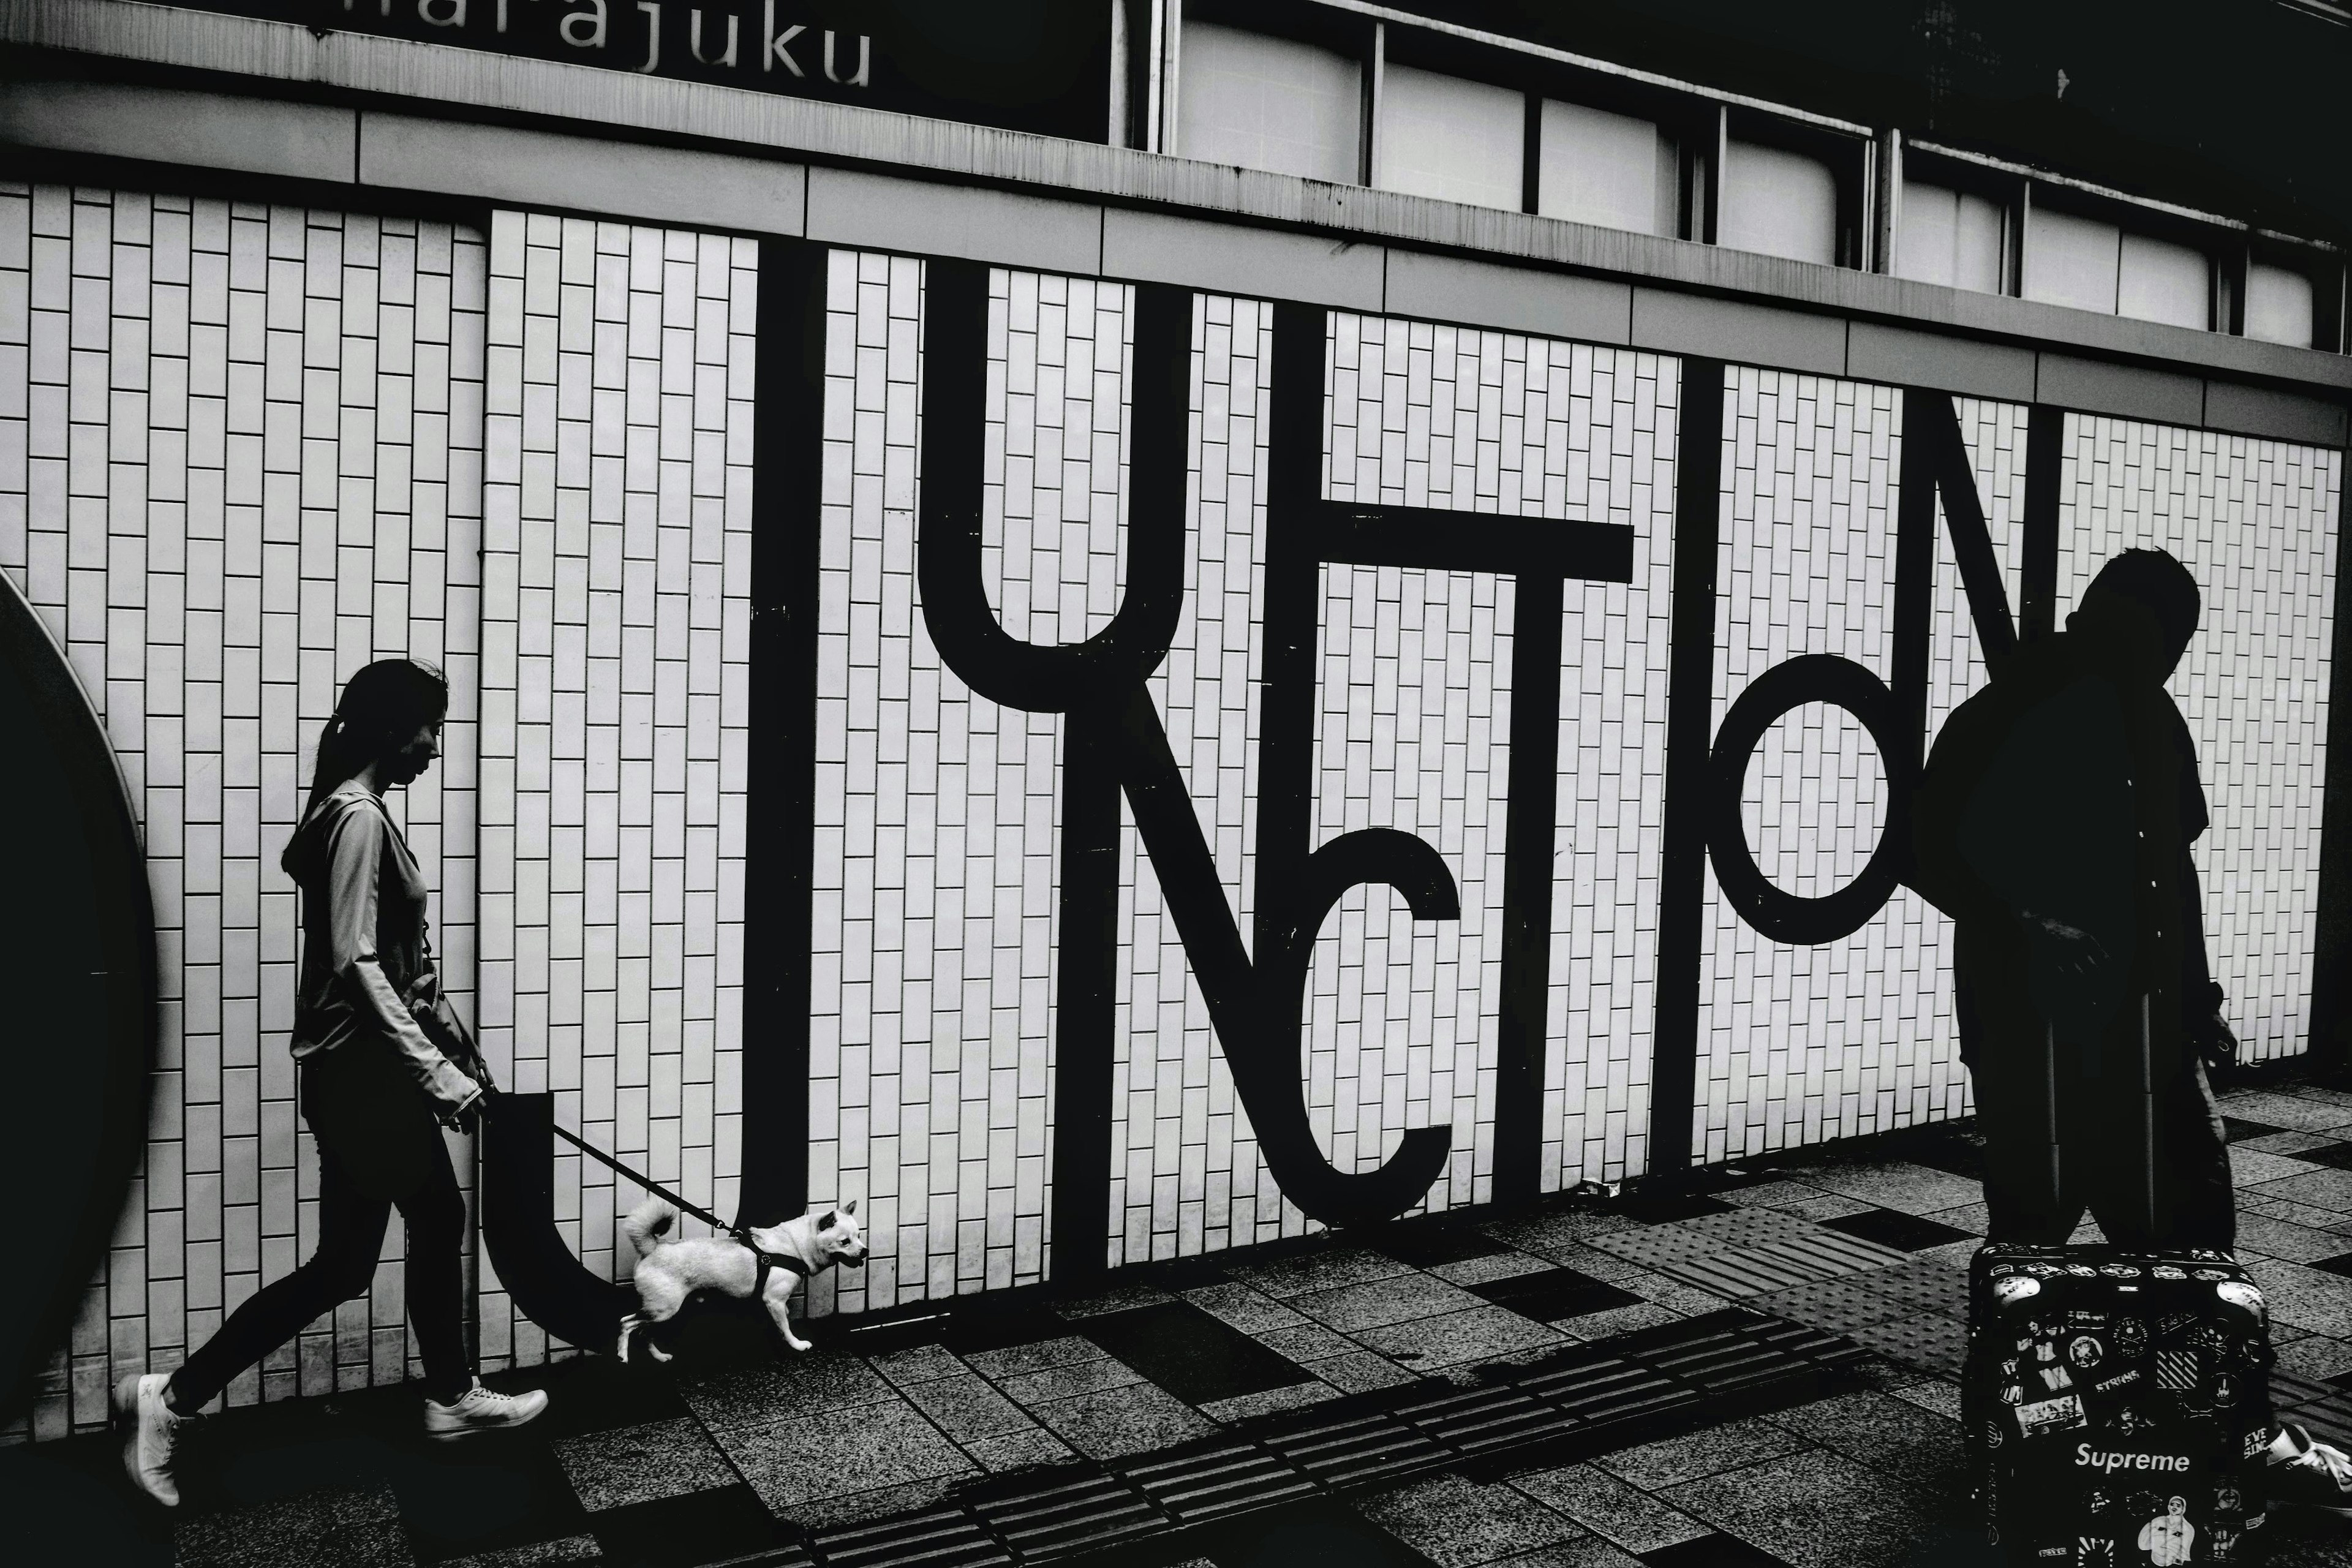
top-left (539, 1112), bottom-right (809, 1285)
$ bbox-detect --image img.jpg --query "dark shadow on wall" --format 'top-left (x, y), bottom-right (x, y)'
top-left (0, 571), bottom-right (154, 1428)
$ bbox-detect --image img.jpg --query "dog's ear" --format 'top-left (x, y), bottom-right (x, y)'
top-left (818, 1210), bottom-right (838, 1231)
top-left (843, 1198), bottom-right (859, 1216)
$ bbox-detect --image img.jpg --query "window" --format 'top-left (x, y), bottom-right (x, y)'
top-left (2025, 206), bottom-right (2214, 328)
top-left (1378, 64), bottom-right (1525, 211)
top-left (2023, 206), bottom-right (2122, 314)
top-left (1178, 22), bottom-right (1362, 184)
top-left (2117, 232), bottom-right (2209, 330)
top-left (1536, 99), bottom-right (1677, 236)
top-left (1719, 139), bottom-right (1838, 265)
top-left (2247, 260), bottom-right (2316, 347)
top-left (1895, 181), bottom-right (2005, 294)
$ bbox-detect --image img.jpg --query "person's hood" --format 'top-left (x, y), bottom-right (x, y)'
top-left (279, 787), bottom-right (375, 882)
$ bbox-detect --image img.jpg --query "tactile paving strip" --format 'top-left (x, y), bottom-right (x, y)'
top-left (1747, 1275), bottom-right (1917, 1335)
top-left (790, 1306), bottom-right (1870, 1566)
top-left (1672, 1207), bottom-right (1825, 1247)
top-left (813, 1509), bottom-right (1009, 1568)
top-left (1847, 1312), bottom-right (1970, 1377)
top-left (1850, 1256), bottom-right (1971, 1317)
top-left (1588, 1222), bottom-right (1909, 1298)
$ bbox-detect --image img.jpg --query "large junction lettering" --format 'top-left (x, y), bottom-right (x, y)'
top-left (479, 249), bottom-right (2083, 1340)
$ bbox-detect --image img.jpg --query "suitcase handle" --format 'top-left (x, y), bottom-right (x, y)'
top-left (2041, 993), bottom-right (2158, 1239)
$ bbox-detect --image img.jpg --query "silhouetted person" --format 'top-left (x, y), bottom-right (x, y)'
top-left (1913, 548), bottom-right (2233, 1248)
top-left (1914, 548), bottom-right (2352, 1517)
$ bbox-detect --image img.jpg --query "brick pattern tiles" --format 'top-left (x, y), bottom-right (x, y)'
top-left (0, 184), bottom-right (489, 1434)
top-left (475, 213), bottom-right (755, 1370)
top-left (1322, 315), bottom-right (1679, 1198)
top-left (809, 254), bottom-right (1063, 1311)
top-left (1112, 290), bottom-right (1288, 1265)
top-left (2058, 418), bottom-right (2342, 1063)
top-left (1701, 374), bottom-right (1972, 1167)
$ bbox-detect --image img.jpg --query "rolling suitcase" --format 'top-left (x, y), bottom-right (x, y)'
top-left (1964, 999), bottom-right (2276, 1564)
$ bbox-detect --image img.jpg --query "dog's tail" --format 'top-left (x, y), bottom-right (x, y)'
top-left (621, 1198), bottom-right (677, 1259)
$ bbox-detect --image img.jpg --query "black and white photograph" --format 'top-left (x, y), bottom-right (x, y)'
top-left (2, 2), bottom-right (2350, 1564)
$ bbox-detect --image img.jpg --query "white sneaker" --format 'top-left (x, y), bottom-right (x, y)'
top-left (113, 1373), bottom-right (193, 1507)
top-left (422, 1378), bottom-right (549, 1441)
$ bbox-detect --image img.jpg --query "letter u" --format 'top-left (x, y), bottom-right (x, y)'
top-left (824, 29), bottom-right (869, 85)
top-left (690, 7), bottom-right (738, 65)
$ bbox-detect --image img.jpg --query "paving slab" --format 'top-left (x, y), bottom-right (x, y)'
top-left (1022, 1379), bottom-right (1220, 1460)
top-left (2236, 1211), bottom-right (2352, 1264)
top-left (707, 1400), bottom-right (974, 1518)
top-left (898, 1373), bottom-right (1035, 1441)
top-left (1592, 1416), bottom-right (1810, 1490)
top-left (2245, 1256), bottom-right (2352, 1338)
top-left (548, 1416), bottom-right (739, 1512)
top-left (1506, 1461), bottom-right (1712, 1554)
top-left (2218, 1090), bottom-right (2352, 1134)
top-left (175, 1481), bottom-right (413, 1568)
top-left (2274, 1335), bottom-right (2352, 1381)
top-left (1292, 1271), bottom-right (1488, 1332)
top-left (1180, 1281), bottom-right (1310, 1333)
top-left (1305, 1351), bottom-right (1422, 1393)
top-left (2234, 1145), bottom-right (2332, 1187)
top-left (992, 1355), bottom-right (1142, 1406)
top-left (1226, 1246), bottom-right (1411, 1298)
top-left (1660, 1447), bottom-right (1950, 1568)
top-left (1434, 1251), bottom-right (1558, 1287)
top-left (1773, 1161), bottom-right (1982, 1216)
top-left (1552, 1302), bottom-right (1683, 1341)
top-left (1355, 1471), bottom-right (1587, 1567)
top-left (676, 1351), bottom-right (895, 1429)
top-left (1353, 1304), bottom-right (1567, 1370)
top-left (962, 1335), bottom-right (1105, 1381)
top-left (961, 1426), bottom-right (1077, 1473)
top-left (1197, 1381), bottom-right (1340, 1422)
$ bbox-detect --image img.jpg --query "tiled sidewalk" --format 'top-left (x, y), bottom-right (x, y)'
top-left (17, 1077), bottom-right (2352, 1567)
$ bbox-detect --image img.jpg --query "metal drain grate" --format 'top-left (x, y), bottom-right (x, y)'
top-left (1120, 1439), bottom-right (1317, 1523)
top-left (965, 1472), bottom-right (1163, 1562)
top-left (1391, 1382), bottom-right (1582, 1455)
top-left (1261, 1407), bottom-right (1452, 1490)
top-left (812, 1508), bottom-right (1010, 1568)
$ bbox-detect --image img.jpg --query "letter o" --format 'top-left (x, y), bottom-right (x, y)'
top-left (1706, 654), bottom-right (1909, 946)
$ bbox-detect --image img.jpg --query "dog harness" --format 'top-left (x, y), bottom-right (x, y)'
top-left (739, 1234), bottom-right (811, 1298)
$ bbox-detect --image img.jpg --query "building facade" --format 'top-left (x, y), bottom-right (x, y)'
top-left (2, 0), bottom-right (2347, 1440)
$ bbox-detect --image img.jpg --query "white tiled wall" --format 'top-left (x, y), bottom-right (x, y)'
top-left (4, 179), bottom-right (2343, 1438)
top-left (0, 183), bottom-right (488, 1435)
top-left (806, 254), bottom-right (1064, 1311)
top-left (2059, 419), bottom-right (2340, 1061)
top-left (475, 212), bottom-right (756, 1369)
top-left (1321, 317), bottom-right (1679, 1196)
top-left (1112, 292), bottom-right (1284, 1264)
top-left (1700, 372), bottom-right (1966, 1163)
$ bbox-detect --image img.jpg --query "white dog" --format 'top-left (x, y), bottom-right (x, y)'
top-left (617, 1197), bottom-right (867, 1361)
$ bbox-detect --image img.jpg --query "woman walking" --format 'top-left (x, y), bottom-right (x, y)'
top-left (118, 658), bottom-right (546, 1507)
